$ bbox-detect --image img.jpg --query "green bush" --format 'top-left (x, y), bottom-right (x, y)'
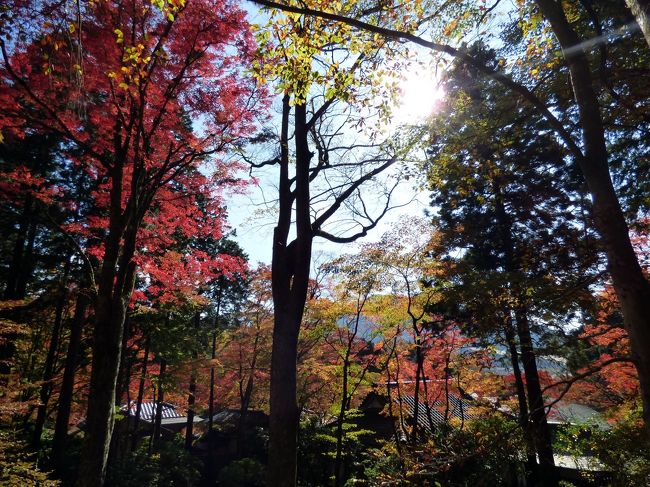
top-left (106, 436), bottom-right (201, 487)
top-left (218, 458), bottom-right (266, 487)
top-left (0, 429), bottom-right (60, 486)
top-left (555, 403), bottom-right (650, 486)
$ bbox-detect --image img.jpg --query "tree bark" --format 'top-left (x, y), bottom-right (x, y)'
top-left (208, 292), bottom-right (222, 432)
top-left (535, 0), bottom-right (650, 439)
top-left (151, 358), bottom-right (167, 452)
top-left (268, 98), bottom-right (312, 487)
top-left (130, 336), bottom-right (150, 452)
top-left (33, 257), bottom-right (71, 449)
top-left (626, 0), bottom-right (650, 48)
top-left (76, 295), bottom-right (128, 486)
top-left (77, 193), bottom-right (138, 486)
top-left (514, 307), bottom-right (556, 484)
top-left (492, 174), bottom-right (555, 480)
top-left (504, 321), bottom-right (537, 481)
top-left (410, 326), bottom-right (425, 444)
top-left (185, 312), bottom-right (200, 450)
top-left (52, 291), bottom-right (89, 471)
top-left (114, 315), bottom-right (132, 408)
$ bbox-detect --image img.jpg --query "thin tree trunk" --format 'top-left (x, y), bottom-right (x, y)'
top-left (130, 336), bottom-right (150, 452)
top-left (151, 358), bottom-right (167, 452)
top-left (208, 291), bottom-right (222, 432)
top-left (334, 304), bottom-right (366, 487)
top-left (106, 315), bottom-right (133, 468)
top-left (491, 172), bottom-right (555, 478)
top-left (443, 350), bottom-right (450, 423)
top-left (504, 320), bottom-right (537, 483)
top-left (185, 313), bottom-right (200, 450)
top-left (33, 257), bottom-right (71, 448)
top-left (115, 315), bottom-right (132, 408)
top-left (411, 330), bottom-right (423, 443)
top-left (185, 371), bottom-right (196, 450)
top-left (52, 291), bottom-right (89, 470)
top-left (515, 306), bottom-right (556, 484)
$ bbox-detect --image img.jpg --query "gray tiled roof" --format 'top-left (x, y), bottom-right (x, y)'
top-left (125, 401), bottom-right (185, 423)
top-left (547, 402), bottom-right (607, 427)
top-left (401, 394), bottom-right (478, 432)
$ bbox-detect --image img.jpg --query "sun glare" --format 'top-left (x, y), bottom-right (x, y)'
top-left (393, 66), bottom-right (445, 125)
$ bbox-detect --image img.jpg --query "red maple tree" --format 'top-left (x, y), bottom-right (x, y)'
top-left (1, 0), bottom-right (266, 483)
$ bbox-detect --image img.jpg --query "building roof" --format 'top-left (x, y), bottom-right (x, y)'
top-left (547, 402), bottom-right (608, 427)
top-left (207, 408), bottom-right (269, 427)
top-left (123, 401), bottom-right (204, 425)
top-left (401, 394), bottom-right (479, 432)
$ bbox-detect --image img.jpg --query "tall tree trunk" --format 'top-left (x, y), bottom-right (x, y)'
top-left (185, 370), bottom-right (196, 450)
top-left (515, 306), bottom-right (556, 484)
top-left (384, 341), bottom-right (403, 460)
top-left (33, 257), bottom-right (71, 448)
top-left (208, 291), bottom-right (222, 432)
top-left (410, 328), bottom-right (424, 444)
top-left (269, 99), bottom-right (313, 487)
top-left (107, 315), bottom-right (133, 468)
top-left (492, 174), bottom-right (555, 480)
top-left (114, 315), bottom-right (132, 408)
top-left (130, 337), bottom-right (150, 452)
top-left (535, 0), bottom-right (650, 439)
top-left (504, 320), bottom-right (537, 482)
top-left (626, 0), bottom-right (650, 48)
top-left (52, 291), bottom-right (89, 471)
top-left (185, 312), bottom-right (200, 450)
top-left (268, 308), bottom-right (302, 487)
top-left (151, 358), bottom-right (167, 452)
top-left (77, 202), bottom-right (138, 486)
top-left (77, 294), bottom-right (128, 486)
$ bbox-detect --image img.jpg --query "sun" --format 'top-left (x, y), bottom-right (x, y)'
top-left (392, 64), bottom-right (446, 125)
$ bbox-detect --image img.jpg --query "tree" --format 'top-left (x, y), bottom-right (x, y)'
top-left (217, 265), bottom-right (272, 455)
top-left (1, 1), bottom-right (262, 483)
top-left (251, 5), bottom-right (415, 483)
top-left (318, 255), bottom-right (386, 486)
top-left (423, 42), bottom-right (603, 483)
top-left (361, 217), bottom-right (442, 443)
